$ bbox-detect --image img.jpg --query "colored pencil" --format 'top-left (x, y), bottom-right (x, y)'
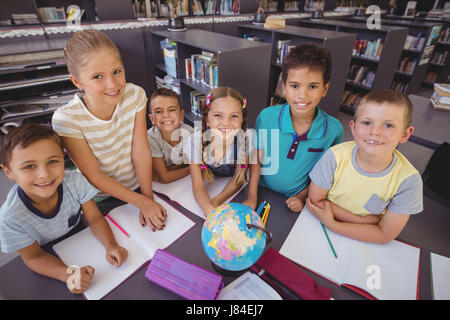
top-left (261, 203), bottom-right (270, 226)
top-left (106, 214), bottom-right (130, 238)
top-left (321, 223), bottom-right (337, 258)
top-left (263, 204), bottom-right (271, 226)
top-left (256, 201), bottom-right (266, 216)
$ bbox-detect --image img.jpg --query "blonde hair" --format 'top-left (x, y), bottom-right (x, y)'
top-left (64, 29), bottom-right (122, 79)
top-left (201, 86), bottom-right (248, 185)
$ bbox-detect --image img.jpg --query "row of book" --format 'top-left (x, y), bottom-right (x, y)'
top-left (431, 50), bottom-right (448, 65)
top-left (347, 65), bottom-right (376, 89)
top-left (341, 90), bottom-right (362, 112)
top-left (391, 80), bottom-right (409, 94)
top-left (352, 39), bottom-right (383, 61)
top-left (265, 1), bottom-right (279, 12)
top-left (37, 7), bottom-right (66, 23)
top-left (284, 1), bottom-right (299, 11)
top-left (424, 71), bottom-right (439, 84)
top-left (132, 0), bottom-right (158, 18)
top-left (403, 34), bottom-right (425, 52)
top-left (219, 0), bottom-right (240, 15)
top-left (397, 57), bottom-right (417, 75)
top-left (438, 27), bottom-right (450, 43)
top-left (431, 83), bottom-right (450, 111)
top-left (190, 91), bottom-right (205, 116)
top-left (276, 40), bottom-right (296, 65)
top-left (184, 51), bottom-right (218, 89)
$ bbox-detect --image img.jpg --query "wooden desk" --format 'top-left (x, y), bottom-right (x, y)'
top-left (409, 94), bottom-right (450, 149)
top-left (0, 186), bottom-right (440, 300)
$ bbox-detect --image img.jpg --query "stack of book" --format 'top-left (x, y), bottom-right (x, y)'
top-left (352, 39), bottom-right (383, 61)
top-left (404, 34), bottom-right (425, 51)
top-left (11, 13), bottom-right (39, 25)
top-left (431, 83), bottom-right (450, 111)
top-left (397, 57), bottom-right (417, 75)
top-left (185, 51), bottom-right (218, 89)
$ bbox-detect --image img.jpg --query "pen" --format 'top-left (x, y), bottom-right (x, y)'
top-left (321, 223), bottom-right (338, 259)
top-left (106, 214), bottom-right (130, 238)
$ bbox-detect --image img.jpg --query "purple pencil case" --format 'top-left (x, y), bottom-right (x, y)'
top-left (145, 249), bottom-right (223, 300)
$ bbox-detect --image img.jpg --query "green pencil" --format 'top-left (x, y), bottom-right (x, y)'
top-left (321, 223), bottom-right (338, 259)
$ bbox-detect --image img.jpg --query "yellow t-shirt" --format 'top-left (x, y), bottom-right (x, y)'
top-left (310, 141), bottom-right (423, 217)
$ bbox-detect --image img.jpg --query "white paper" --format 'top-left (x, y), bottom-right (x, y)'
top-left (217, 271), bottom-right (282, 300)
top-left (431, 253), bottom-right (450, 300)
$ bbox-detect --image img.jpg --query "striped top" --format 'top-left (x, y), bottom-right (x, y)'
top-left (52, 83), bottom-right (147, 193)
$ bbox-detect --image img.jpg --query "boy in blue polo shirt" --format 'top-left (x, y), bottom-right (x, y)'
top-left (247, 43), bottom-right (343, 213)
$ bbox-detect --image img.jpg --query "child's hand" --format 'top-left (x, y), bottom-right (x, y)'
top-left (211, 196), bottom-right (221, 208)
top-left (241, 198), bottom-right (257, 210)
top-left (66, 265), bottom-right (95, 295)
top-left (306, 197), bottom-right (335, 227)
top-left (139, 199), bottom-right (167, 231)
top-left (286, 196), bottom-right (305, 213)
top-left (106, 246), bottom-right (128, 268)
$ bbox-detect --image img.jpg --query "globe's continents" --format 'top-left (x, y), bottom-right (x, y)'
top-left (201, 202), bottom-right (267, 272)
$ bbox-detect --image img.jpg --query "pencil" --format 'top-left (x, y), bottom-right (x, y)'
top-left (256, 201), bottom-right (266, 216)
top-left (263, 204), bottom-right (271, 226)
top-left (261, 203), bottom-right (270, 226)
top-left (106, 214), bottom-right (130, 238)
top-left (321, 223), bottom-right (337, 258)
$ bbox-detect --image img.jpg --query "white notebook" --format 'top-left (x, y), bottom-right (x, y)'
top-left (152, 175), bottom-right (247, 219)
top-left (53, 194), bottom-right (195, 300)
top-left (430, 252), bottom-right (450, 300)
top-left (280, 207), bottom-right (420, 300)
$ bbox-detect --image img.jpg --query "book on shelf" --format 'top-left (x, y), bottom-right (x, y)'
top-left (132, 0), bottom-right (158, 18)
top-left (205, 0), bottom-right (220, 15)
top-left (155, 75), bottom-right (180, 95)
top-left (38, 7), bottom-right (66, 23)
top-left (347, 65), bottom-right (375, 88)
top-left (284, 1), bottom-right (299, 11)
top-left (424, 72), bottom-right (438, 83)
top-left (353, 39), bottom-right (383, 61)
top-left (273, 73), bottom-right (286, 100)
top-left (431, 50), bottom-right (448, 65)
top-left (341, 90), bottom-right (362, 112)
top-left (0, 96), bottom-right (72, 121)
top-left (276, 40), bottom-right (295, 65)
top-left (404, 34), bottom-right (425, 51)
top-left (157, 0), bottom-right (170, 17)
top-left (432, 83), bottom-right (450, 108)
top-left (190, 90), bottom-right (205, 116)
top-left (188, 51), bottom-right (218, 88)
top-left (220, 0), bottom-right (240, 15)
top-left (191, 0), bottom-right (205, 15)
top-left (280, 207), bottom-right (420, 300)
top-left (397, 57), bottom-right (417, 75)
top-left (438, 27), bottom-right (450, 43)
top-left (11, 13), bottom-right (40, 25)
top-left (431, 96), bottom-right (450, 111)
top-left (392, 80), bottom-right (409, 94)
top-left (167, 0), bottom-right (189, 16)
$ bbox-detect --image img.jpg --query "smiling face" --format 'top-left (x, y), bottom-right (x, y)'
top-left (149, 95), bottom-right (184, 135)
top-left (205, 96), bottom-right (244, 143)
top-left (70, 48), bottom-right (126, 111)
top-left (2, 138), bottom-right (65, 204)
top-left (283, 66), bottom-right (329, 120)
top-left (350, 102), bottom-right (414, 158)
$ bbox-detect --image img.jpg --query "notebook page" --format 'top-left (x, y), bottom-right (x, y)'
top-left (107, 194), bottom-right (195, 257)
top-left (53, 218), bottom-right (147, 300)
top-left (279, 208), bottom-right (351, 285)
top-left (153, 175), bottom-right (247, 219)
top-left (430, 252), bottom-right (450, 300)
top-left (341, 239), bottom-right (420, 300)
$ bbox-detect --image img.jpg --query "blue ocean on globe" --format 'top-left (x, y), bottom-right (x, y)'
top-left (201, 202), bottom-right (267, 271)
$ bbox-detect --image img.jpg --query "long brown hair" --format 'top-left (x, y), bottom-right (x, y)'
top-left (200, 86), bottom-right (248, 185)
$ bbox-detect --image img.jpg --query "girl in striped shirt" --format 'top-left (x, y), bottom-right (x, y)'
top-left (52, 29), bottom-right (166, 231)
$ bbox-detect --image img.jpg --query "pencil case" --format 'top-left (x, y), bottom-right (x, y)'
top-left (145, 249), bottom-right (223, 300)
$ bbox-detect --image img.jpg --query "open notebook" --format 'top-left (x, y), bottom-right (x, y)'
top-left (53, 194), bottom-right (195, 300)
top-left (280, 208), bottom-right (420, 300)
top-left (152, 175), bottom-right (247, 219)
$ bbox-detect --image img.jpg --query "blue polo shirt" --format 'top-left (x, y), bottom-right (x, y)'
top-left (255, 104), bottom-right (343, 197)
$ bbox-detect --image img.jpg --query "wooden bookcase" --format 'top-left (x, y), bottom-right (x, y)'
top-left (424, 21), bottom-right (450, 86)
top-left (149, 29), bottom-right (271, 128)
top-left (236, 23), bottom-right (355, 117)
top-left (290, 18), bottom-right (408, 114)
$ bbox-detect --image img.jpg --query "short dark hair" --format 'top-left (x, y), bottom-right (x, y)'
top-left (149, 88), bottom-right (181, 111)
top-left (281, 42), bottom-right (332, 85)
top-left (355, 89), bottom-right (413, 128)
top-left (1, 123), bottom-right (64, 168)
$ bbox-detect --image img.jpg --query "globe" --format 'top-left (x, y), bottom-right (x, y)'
top-left (201, 202), bottom-right (270, 275)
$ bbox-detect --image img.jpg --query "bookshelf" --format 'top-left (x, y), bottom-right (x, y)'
top-left (237, 23), bottom-right (355, 117)
top-left (149, 29), bottom-right (271, 128)
top-left (0, 45), bottom-right (77, 135)
top-left (290, 19), bottom-right (408, 114)
top-left (424, 22), bottom-right (450, 86)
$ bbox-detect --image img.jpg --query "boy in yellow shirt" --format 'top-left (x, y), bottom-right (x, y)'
top-left (307, 89), bottom-right (423, 244)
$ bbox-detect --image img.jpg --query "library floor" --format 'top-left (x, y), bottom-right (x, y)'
top-left (0, 86), bottom-right (449, 298)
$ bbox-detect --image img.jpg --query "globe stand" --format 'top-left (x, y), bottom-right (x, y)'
top-left (211, 263), bottom-right (247, 277)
